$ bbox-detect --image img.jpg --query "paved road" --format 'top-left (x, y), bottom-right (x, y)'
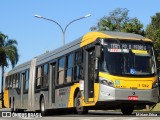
top-left (0, 108), bottom-right (159, 120)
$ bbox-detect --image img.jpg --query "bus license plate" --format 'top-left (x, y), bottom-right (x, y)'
top-left (128, 96), bottom-right (138, 100)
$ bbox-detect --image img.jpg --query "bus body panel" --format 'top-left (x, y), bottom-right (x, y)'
top-left (34, 92), bottom-right (41, 110)
top-left (28, 58), bottom-right (36, 111)
top-left (54, 87), bottom-right (71, 108)
top-left (99, 72), bottom-right (157, 90)
top-left (8, 89), bottom-right (21, 109)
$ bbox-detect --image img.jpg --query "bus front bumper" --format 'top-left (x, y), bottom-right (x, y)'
top-left (98, 84), bottom-right (159, 104)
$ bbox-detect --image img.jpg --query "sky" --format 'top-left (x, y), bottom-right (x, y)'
top-left (0, 0), bottom-right (160, 89)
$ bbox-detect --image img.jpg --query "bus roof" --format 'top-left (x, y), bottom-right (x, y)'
top-left (80, 31), bottom-right (152, 47)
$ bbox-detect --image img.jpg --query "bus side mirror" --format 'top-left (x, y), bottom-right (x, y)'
top-left (95, 45), bottom-right (102, 58)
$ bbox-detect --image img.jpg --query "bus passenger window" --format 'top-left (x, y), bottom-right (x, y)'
top-left (24, 70), bottom-right (29, 92)
top-left (36, 67), bottom-right (41, 89)
top-left (57, 57), bottom-right (65, 85)
top-left (18, 75), bottom-right (21, 90)
top-left (42, 64), bottom-right (49, 88)
top-left (12, 75), bottom-right (16, 88)
top-left (74, 50), bottom-right (83, 81)
top-left (5, 76), bottom-right (8, 90)
top-left (15, 73), bottom-right (19, 88)
top-left (65, 53), bottom-right (74, 83)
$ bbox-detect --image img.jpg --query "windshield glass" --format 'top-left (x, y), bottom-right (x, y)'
top-left (100, 40), bottom-right (156, 76)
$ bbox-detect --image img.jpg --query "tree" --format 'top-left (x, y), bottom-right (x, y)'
top-left (90, 8), bottom-right (145, 36)
top-left (146, 13), bottom-right (160, 49)
top-left (0, 32), bottom-right (19, 107)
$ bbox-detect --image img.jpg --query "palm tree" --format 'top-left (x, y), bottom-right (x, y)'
top-left (0, 32), bottom-right (19, 107)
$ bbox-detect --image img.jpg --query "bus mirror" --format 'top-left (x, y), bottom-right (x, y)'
top-left (95, 45), bottom-right (102, 58)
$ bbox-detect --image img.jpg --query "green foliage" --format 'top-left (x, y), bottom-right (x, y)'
top-left (90, 8), bottom-right (144, 36)
top-left (146, 13), bottom-right (160, 50)
top-left (0, 32), bottom-right (19, 68)
top-left (0, 32), bottom-right (19, 107)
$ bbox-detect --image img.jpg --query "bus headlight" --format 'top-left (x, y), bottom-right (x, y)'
top-left (99, 78), bottom-right (114, 87)
top-left (152, 81), bottom-right (159, 88)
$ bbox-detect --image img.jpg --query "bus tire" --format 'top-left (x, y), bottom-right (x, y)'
top-left (40, 97), bottom-right (46, 116)
top-left (121, 106), bottom-right (134, 115)
top-left (74, 91), bottom-right (88, 114)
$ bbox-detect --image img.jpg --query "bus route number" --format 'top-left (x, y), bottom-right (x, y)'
top-left (138, 84), bottom-right (149, 88)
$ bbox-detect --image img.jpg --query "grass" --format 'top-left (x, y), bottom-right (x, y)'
top-left (150, 102), bottom-right (160, 111)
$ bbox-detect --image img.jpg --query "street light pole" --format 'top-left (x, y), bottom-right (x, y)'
top-left (34, 14), bottom-right (91, 46)
top-left (63, 14), bottom-right (91, 45)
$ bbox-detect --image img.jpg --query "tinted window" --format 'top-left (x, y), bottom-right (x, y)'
top-left (36, 66), bottom-right (41, 89)
top-left (15, 73), bottom-right (19, 88)
top-left (57, 57), bottom-right (65, 85)
top-left (12, 75), bottom-right (16, 88)
top-left (5, 76), bottom-right (8, 89)
top-left (42, 64), bottom-right (49, 88)
top-left (58, 57), bottom-right (65, 71)
top-left (24, 70), bottom-right (29, 92)
top-left (74, 50), bottom-right (83, 81)
top-left (65, 53), bottom-right (74, 83)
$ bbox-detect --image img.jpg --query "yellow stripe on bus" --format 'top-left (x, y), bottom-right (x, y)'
top-left (68, 83), bottom-right (99, 107)
top-left (99, 72), bottom-right (157, 90)
top-left (132, 50), bottom-right (148, 54)
top-left (80, 32), bottom-right (152, 48)
top-left (68, 83), bottom-right (79, 108)
top-left (82, 83), bottom-right (99, 106)
top-left (80, 32), bottom-right (112, 47)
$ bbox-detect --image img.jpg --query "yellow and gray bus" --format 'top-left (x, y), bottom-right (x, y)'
top-left (4, 31), bottom-right (160, 115)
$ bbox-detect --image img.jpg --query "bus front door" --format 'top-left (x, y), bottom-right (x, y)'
top-left (84, 48), bottom-right (95, 102)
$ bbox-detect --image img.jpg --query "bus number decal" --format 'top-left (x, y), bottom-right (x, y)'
top-left (138, 84), bottom-right (149, 88)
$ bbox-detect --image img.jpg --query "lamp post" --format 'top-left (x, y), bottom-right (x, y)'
top-left (34, 14), bottom-right (91, 46)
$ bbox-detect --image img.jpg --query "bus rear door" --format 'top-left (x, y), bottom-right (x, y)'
top-left (49, 62), bottom-right (57, 106)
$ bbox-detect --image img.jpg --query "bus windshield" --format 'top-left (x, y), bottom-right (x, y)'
top-left (100, 40), bottom-right (156, 76)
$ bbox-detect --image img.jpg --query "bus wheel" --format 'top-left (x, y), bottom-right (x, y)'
top-left (121, 106), bottom-right (134, 115)
top-left (74, 92), bottom-right (88, 114)
top-left (40, 97), bottom-right (46, 116)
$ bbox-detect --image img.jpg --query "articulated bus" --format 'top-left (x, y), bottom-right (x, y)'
top-left (4, 31), bottom-right (160, 115)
